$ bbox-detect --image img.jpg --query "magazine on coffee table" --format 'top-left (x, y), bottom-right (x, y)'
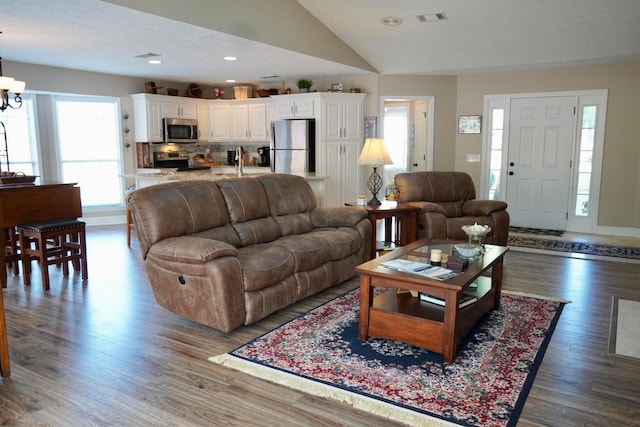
top-left (416, 266), bottom-right (460, 281)
top-left (381, 259), bottom-right (431, 272)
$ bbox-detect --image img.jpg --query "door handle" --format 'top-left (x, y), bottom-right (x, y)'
top-left (509, 171), bottom-right (514, 176)
top-left (510, 162), bottom-right (515, 166)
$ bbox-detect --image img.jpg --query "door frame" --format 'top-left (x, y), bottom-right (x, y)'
top-left (379, 96), bottom-right (435, 172)
top-left (481, 89), bottom-right (608, 233)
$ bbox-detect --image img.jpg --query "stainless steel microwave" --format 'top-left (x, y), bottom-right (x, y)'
top-left (162, 118), bottom-right (198, 143)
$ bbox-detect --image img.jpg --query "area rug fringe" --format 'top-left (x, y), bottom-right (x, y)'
top-left (502, 290), bottom-right (571, 304)
top-left (209, 353), bottom-right (458, 427)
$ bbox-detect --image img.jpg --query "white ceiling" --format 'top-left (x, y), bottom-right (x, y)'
top-left (1, 0), bottom-right (639, 88)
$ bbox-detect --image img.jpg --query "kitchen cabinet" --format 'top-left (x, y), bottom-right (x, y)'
top-left (231, 101), bottom-right (268, 142)
top-left (195, 101), bottom-right (209, 142)
top-left (209, 101), bottom-right (231, 141)
top-left (316, 93), bottom-right (366, 206)
top-left (321, 95), bottom-right (364, 141)
top-left (131, 93), bottom-right (163, 143)
top-left (275, 97), bottom-right (315, 119)
top-left (323, 141), bottom-right (361, 207)
top-left (161, 100), bottom-right (197, 119)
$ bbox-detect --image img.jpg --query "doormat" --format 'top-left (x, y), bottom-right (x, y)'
top-left (608, 297), bottom-right (640, 360)
top-left (507, 235), bottom-right (640, 260)
top-left (210, 289), bottom-right (565, 427)
top-left (509, 226), bottom-right (564, 237)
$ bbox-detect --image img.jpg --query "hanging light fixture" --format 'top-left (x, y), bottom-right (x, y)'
top-left (0, 56), bottom-right (25, 112)
top-left (0, 29), bottom-right (25, 112)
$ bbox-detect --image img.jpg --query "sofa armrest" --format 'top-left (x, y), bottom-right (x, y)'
top-left (409, 201), bottom-right (447, 215)
top-left (311, 206), bottom-right (368, 227)
top-left (463, 200), bottom-right (508, 217)
top-left (148, 236), bottom-right (238, 264)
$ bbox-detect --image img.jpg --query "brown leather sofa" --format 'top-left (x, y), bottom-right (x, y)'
top-left (127, 174), bottom-right (371, 332)
top-left (394, 171), bottom-right (509, 245)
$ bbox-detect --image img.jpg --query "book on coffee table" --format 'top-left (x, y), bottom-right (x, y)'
top-left (419, 292), bottom-right (478, 308)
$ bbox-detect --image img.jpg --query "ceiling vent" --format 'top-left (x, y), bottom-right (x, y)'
top-left (134, 52), bottom-right (162, 59)
top-left (417, 13), bottom-right (448, 22)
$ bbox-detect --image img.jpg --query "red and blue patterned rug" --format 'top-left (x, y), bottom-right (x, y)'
top-left (211, 289), bottom-right (565, 426)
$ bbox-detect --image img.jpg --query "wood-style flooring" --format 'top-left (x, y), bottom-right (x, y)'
top-left (1, 226), bottom-right (639, 426)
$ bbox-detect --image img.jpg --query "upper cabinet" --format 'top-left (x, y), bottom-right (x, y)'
top-left (231, 101), bottom-right (269, 142)
top-left (161, 100), bottom-right (197, 119)
top-left (209, 102), bottom-right (231, 142)
top-left (321, 95), bottom-right (365, 141)
top-left (131, 93), bottom-right (163, 143)
top-left (275, 96), bottom-right (315, 119)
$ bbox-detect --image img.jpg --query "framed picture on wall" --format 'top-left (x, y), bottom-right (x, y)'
top-left (458, 115), bottom-right (482, 134)
top-left (365, 116), bottom-right (377, 138)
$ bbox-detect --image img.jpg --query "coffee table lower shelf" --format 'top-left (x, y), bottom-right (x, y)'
top-left (364, 283), bottom-right (496, 362)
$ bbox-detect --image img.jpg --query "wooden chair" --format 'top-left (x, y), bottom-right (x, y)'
top-left (17, 219), bottom-right (88, 291)
top-left (3, 227), bottom-right (20, 286)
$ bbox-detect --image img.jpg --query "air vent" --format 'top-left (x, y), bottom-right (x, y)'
top-left (417, 13), bottom-right (448, 22)
top-left (260, 75), bottom-right (280, 79)
top-left (135, 52), bottom-right (162, 59)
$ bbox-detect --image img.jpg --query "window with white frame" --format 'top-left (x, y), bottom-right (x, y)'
top-left (575, 105), bottom-right (596, 216)
top-left (54, 96), bottom-right (122, 207)
top-left (0, 94), bottom-right (39, 175)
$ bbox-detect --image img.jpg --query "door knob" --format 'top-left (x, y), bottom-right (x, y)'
top-left (509, 171), bottom-right (514, 175)
top-left (509, 162), bottom-right (515, 166)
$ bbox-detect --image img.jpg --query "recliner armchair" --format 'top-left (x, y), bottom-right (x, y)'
top-left (394, 171), bottom-right (509, 245)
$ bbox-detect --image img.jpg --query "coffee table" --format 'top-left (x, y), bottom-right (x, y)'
top-left (356, 239), bottom-right (508, 363)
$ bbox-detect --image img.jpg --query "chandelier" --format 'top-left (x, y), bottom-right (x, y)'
top-left (0, 56), bottom-right (25, 112)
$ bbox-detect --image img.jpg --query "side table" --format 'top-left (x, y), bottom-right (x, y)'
top-left (346, 201), bottom-right (420, 259)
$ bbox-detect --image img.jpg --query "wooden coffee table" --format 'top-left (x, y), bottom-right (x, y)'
top-left (356, 239), bottom-right (508, 363)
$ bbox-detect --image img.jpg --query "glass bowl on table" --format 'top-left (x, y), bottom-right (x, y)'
top-left (461, 224), bottom-right (491, 247)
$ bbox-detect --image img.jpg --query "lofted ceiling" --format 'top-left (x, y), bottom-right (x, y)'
top-left (0, 0), bottom-right (639, 88)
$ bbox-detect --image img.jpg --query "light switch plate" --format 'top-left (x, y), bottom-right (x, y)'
top-left (467, 154), bottom-right (481, 162)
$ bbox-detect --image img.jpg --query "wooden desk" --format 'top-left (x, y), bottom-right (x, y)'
top-left (0, 182), bottom-right (82, 377)
top-left (346, 201), bottom-right (420, 259)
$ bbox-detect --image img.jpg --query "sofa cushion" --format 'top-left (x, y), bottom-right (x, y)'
top-left (273, 234), bottom-right (331, 271)
top-left (237, 244), bottom-right (295, 291)
top-left (258, 174), bottom-right (316, 236)
top-left (217, 177), bottom-right (282, 246)
top-left (311, 227), bottom-right (363, 260)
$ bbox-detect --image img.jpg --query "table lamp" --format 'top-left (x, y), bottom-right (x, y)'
top-left (358, 138), bottom-right (393, 205)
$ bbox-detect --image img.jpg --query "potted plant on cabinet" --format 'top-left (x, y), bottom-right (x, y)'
top-left (297, 79), bottom-right (313, 93)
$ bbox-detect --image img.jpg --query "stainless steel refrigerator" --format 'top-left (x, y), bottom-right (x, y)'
top-left (270, 119), bottom-right (315, 174)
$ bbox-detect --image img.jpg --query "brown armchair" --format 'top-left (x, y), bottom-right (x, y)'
top-left (394, 171), bottom-right (509, 245)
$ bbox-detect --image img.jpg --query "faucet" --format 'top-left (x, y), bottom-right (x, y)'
top-left (235, 146), bottom-right (243, 176)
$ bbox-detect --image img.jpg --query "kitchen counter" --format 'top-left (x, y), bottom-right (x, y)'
top-left (122, 168), bottom-right (327, 206)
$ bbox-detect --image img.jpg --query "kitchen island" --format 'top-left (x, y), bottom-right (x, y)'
top-left (122, 168), bottom-right (327, 207)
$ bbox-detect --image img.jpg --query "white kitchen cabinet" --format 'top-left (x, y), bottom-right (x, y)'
top-left (275, 97), bottom-right (315, 119)
top-left (131, 93), bottom-right (163, 143)
top-left (231, 102), bottom-right (268, 142)
top-left (195, 101), bottom-right (209, 142)
top-left (209, 101), bottom-right (231, 141)
top-left (323, 141), bottom-right (361, 207)
top-left (321, 95), bottom-right (364, 141)
top-left (161, 100), bottom-right (197, 119)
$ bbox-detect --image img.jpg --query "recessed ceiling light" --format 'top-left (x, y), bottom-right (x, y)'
top-left (381, 16), bottom-right (403, 26)
top-left (226, 79), bottom-right (236, 83)
top-left (148, 60), bottom-right (162, 65)
top-left (224, 56), bottom-right (238, 61)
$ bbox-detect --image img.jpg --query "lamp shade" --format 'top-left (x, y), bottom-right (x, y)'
top-left (358, 138), bottom-right (393, 166)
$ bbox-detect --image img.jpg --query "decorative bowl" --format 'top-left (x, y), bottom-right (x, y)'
top-left (454, 243), bottom-right (482, 258)
top-left (461, 224), bottom-right (491, 237)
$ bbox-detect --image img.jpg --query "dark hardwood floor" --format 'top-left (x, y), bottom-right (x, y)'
top-left (1, 226), bottom-right (639, 426)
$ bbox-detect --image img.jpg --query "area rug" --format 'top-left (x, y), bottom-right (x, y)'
top-left (507, 235), bottom-right (640, 260)
top-left (608, 297), bottom-right (640, 360)
top-left (509, 226), bottom-right (564, 237)
top-left (210, 289), bottom-right (565, 427)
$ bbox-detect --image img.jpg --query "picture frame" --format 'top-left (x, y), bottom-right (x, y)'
top-left (458, 115), bottom-right (482, 134)
top-left (364, 116), bottom-right (377, 138)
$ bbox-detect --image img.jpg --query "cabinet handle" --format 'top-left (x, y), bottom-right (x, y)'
top-left (291, 106), bottom-right (294, 114)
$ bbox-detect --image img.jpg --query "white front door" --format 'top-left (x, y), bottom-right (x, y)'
top-left (506, 96), bottom-right (576, 230)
